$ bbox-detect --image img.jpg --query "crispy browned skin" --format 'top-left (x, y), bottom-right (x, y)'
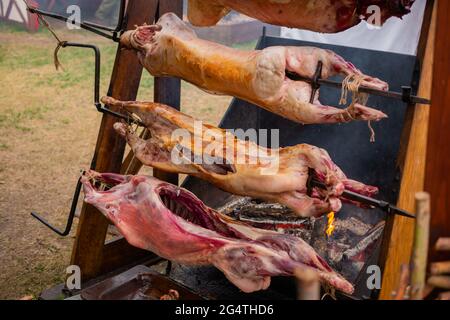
top-left (188, 0), bottom-right (415, 32)
top-left (103, 96), bottom-right (378, 218)
top-left (120, 13), bottom-right (389, 125)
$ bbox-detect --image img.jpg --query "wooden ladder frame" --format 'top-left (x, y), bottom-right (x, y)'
top-left (69, 0), bottom-right (450, 299)
top-left (380, 0), bottom-right (450, 299)
top-left (70, 0), bottom-right (183, 283)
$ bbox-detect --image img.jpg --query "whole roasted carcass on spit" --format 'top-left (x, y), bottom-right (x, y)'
top-left (120, 13), bottom-right (389, 125)
top-left (103, 96), bottom-right (378, 218)
top-left (81, 170), bottom-right (354, 294)
top-left (187, 0), bottom-right (415, 33)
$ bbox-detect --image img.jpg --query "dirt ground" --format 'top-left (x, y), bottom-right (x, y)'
top-left (0, 24), bottom-right (250, 299)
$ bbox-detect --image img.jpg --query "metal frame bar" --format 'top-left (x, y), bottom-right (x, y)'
top-left (31, 176), bottom-right (82, 236)
top-left (308, 177), bottom-right (415, 219)
top-left (30, 41), bottom-right (143, 236)
top-left (26, 0), bottom-right (127, 41)
top-left (286, 64), bottom-right (431, 105)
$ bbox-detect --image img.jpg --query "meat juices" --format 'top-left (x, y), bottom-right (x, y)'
top-left (120, 13), bottom-right (389, 125)
top-left (81, 170), bottom-right (355, 294)
top-left (187, 0), bottom-right (415, 33)
top-left (103, 97), bottom-right (378, 218)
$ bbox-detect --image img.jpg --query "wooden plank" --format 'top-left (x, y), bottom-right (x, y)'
top-left (379, 1), bottom-right (436, 299)
top-left (151, 0), bottom-right (183, 186)
top-left (70, 0), bottom-right (159, 282)
top-left (99, 238), bottom-right (162, 275)
top-left (425, 0), bottom-right (450, 263)
top-left (120, 0), bottom-right (184, 181)
top-left (395, 0), bottom-right (435, 174)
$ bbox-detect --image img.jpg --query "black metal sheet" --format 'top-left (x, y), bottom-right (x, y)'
top-left (182, 35), bottom-right (418, 299)
top-left (81, 265), bottom-right (203, 300)
top-left (151, 262), bottom-right (294, 300)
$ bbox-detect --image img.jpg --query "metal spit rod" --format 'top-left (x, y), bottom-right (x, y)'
top-left (30, 42), bottom-right (141, 236)
top-left (25, 0), bottom-right (127, 42)
top-left (286, 62), bottom-right (431, 105)
top-left (308, 178), bottom-right (415, 219)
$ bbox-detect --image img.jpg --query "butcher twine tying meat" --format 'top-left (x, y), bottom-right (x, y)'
top-left (187, 0), bottom-right (415, 33)
top-left (81, 170), bottom-right (355, 294)
top-left (103, 97), bottom-right (378, 218)
top-left (120, 13), bottom-right (389, 125)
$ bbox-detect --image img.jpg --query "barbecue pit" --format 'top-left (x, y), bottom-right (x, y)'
top-left (26, 0), bottom-right (447, 301)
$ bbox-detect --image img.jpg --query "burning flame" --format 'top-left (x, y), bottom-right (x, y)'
top-left (325, 211), bottom-right (335, 238)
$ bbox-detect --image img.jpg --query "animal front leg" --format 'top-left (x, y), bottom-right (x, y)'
top-left (278, 191), bottom-right (339, 218)
top-left (274, 145), bottom-right (345, 216)
top-left (278, 144), bottom-right (377, 217)
top-left (282, 47), bottom-right (389, 124)
top-left (113, 123), bottom-right (198, 176)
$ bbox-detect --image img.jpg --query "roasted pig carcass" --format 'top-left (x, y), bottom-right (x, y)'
top-left (81, 170), bottom-right (354, 294)
top-left (103, 96), bottom-right (378, 218)
top-left (188, 0), bottom-right (415, 32)
top-left (120, 13), bottom-right (389, 125)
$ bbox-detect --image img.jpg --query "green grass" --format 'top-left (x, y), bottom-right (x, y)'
top-left (0, 143), bottom-right (9, 151)
top-left (0, 44), bottom-right (49, 69)
top-left (0, 23), bottom-right (43, 34)
top-left (0, 105), bottom-right (51, 132)
top-left (0, 46), bottom-right (4, 64)
top-left (140, 72), bottom-right (155, 90)
top-left (0, 24), bottom-right (236, 300)
top-left (34, 263), bottom-right (46, 273)
top-left (35, 45), bottom-right (117, 90)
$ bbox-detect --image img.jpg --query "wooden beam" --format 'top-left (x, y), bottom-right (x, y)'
top-left (120, 0), bottom-right (184, 182)
top-left (379, 1), bottom-right (436, 299)
top-left (152, 0), bottom-right (183, 186)
top-left (99, 238), bottom-right (161, 275)
top-left (70, 0), bottom-right (159, 282)
top-left (425, 0), bottom-right (450, 263)
top-left (121, 129), bottom-right (150, 174)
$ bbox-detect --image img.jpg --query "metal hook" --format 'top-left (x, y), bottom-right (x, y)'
top-left (30, 41), bottom-right (143, 235)
top-left (401, 86), bottom-right (413, 104)
top-left (26, 0), bottom-right (127, 42)
top-left (31, 175), bottom-right (83, 236)
top-left (59, 42), bottom-right (144, 126)
top-left (285, 61), bottom-right (431, 105)
top-left (310, 61), bottom-right (323, 103)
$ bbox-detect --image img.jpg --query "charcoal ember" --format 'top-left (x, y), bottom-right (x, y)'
top-left (218, 197), bottom-right (385, 285)
top-left (218, 196), bottom-right (297, 218)
top-left (310, 216), bottom-right (385, 282)
top-left (218, 196), bottom-right (312, 240)
top-left (335, 217), bottom-right (373, 236)
top-left (343, 221), bottom-right (385, 261)
top-left (217, 196), bottom-right (254, 215)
